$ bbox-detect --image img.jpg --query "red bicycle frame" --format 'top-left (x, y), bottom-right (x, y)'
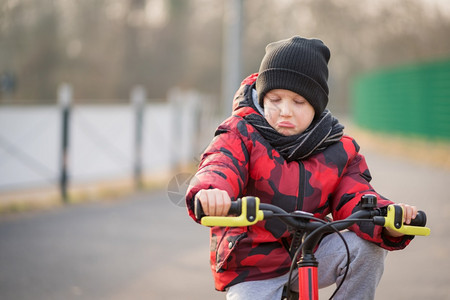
top-left (298, 254), bottom-right (319, 300)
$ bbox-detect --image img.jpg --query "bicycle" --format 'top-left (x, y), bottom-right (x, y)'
top-left (195, 194), bottom-right (430, 300)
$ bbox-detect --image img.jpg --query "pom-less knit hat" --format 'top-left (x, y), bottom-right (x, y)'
top-left (255, 36), bottom-right (330, 117)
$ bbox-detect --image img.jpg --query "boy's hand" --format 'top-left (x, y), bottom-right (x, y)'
top-left (195, 189), bottom-right (232, 216)
top-left (384, 203), bottom-right (418, 237)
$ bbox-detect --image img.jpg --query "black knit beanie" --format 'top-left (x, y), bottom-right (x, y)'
top-left (255, 36), bottom-right (330, 117)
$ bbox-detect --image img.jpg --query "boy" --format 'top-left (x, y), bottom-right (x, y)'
top-left (185, 36), bottom-right (418, 299)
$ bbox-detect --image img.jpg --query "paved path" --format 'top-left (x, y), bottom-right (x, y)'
top-left (0, 188), bottom-right (222, 300)
top-left (360, 150), bottom-right (450, 300)
top-left (0, 150), bottom-right (449, 300)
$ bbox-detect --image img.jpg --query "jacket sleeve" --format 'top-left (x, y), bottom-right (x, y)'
top-left (185, 126), bottom-right (250, 223)
top-left (331, 140), bottom-right (414, 251)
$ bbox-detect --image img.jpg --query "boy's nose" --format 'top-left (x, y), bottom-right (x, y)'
top-left (279, 101), bottom-right (292, 116)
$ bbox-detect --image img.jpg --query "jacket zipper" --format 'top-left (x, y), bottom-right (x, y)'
top-left (297, 161), bottom-right (306, 210)
top-left (286, 161), bottom-right (306, 258)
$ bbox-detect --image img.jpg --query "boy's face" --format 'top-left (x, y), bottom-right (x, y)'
top-left (263, 89), bottom-right (315, 136)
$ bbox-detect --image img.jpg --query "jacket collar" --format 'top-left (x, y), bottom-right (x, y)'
top-left (232, 74), bottom-right (263, 118)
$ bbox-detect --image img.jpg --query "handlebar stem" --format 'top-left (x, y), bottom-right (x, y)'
top-left (300, 209), bottom-right (378, 254)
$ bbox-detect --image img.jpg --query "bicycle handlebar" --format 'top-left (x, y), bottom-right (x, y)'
top-left (374, 204), bottom-right (429, 236)
top-left (195, 195), bottom-right (430, 236)
top-left (195, 195), bottom-right (430, 300)
top-left (195, 196), bottom-right (265, 227)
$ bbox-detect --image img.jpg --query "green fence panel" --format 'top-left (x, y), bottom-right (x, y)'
top-left (352, 58), bottom-right (450, 139)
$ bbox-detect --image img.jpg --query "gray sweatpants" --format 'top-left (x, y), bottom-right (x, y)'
top-left (226, 231), bottom-right (387, 300)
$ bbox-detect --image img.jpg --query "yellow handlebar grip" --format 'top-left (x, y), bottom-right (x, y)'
top-left (384, 205), bottom-right (431, 236)
top-left (201, 197), bottom-right (265, 227)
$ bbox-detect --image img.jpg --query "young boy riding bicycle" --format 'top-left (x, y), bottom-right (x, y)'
top-left (185, 36), bottom-right (420, 300)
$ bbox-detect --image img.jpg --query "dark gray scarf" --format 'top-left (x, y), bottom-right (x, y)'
top-left (244, 89), bottom-right (344, 162)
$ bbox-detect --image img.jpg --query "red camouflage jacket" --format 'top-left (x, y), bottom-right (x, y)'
top-left (185, 74), bottom-right (412, 291)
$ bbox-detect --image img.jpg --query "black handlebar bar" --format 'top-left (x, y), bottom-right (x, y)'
top-left (194, 195), bottom-right (429, 238)
top-left (195, 197), bottom-right (427, 226)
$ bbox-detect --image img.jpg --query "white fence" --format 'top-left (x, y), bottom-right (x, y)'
top-left (0, 106), bottom-right (61, 191)
top-left (0, 87), bottom-right (219, 200)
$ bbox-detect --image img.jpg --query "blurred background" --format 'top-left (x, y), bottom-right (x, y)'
top-left (1, 0), bottom-right (450, 202)
top-left (0, 0), bottom-right (450, 299)
top-left (2, 0), bottom-right (450, 106)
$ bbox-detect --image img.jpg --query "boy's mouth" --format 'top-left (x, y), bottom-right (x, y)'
top-left (278, 121), bottom-right (295, 128)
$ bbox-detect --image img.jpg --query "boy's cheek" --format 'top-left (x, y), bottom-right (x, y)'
top-left (263, 105), bottom-right (278, 120)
